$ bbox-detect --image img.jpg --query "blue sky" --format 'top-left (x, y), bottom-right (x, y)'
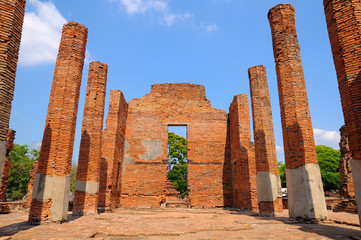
top-left (10, 0), bottom-right (343, 163)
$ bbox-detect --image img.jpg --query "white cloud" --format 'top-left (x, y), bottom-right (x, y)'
top-left (120, 0), bottom-right (167, 14)
top-left (276, 145), bottom-right (283, 152)
top-left (116, 0), bottom-right (194, 26)
top-left (164, 12), bottom-right (193, 26)
top-left (313, 128), bottom-right (340, 149)
top-left (18, 0), bottom-right (67, 66)
top-left (206, 24), bottom-right (218, 33)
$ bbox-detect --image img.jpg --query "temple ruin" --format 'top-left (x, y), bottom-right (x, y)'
top-left (1, 0), bottom-right (361, 228)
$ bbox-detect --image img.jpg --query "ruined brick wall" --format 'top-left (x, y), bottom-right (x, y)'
top-left (269, 4), bottom-right (327, 219)
top-left (0, 0), bottom-right (25, 143)
top-left (29, 22), bottom-right (88, 224)
top-left (120, 83), bottom-right (231, 208)
top-left (324, 0), bottom-right (361, 160)
top-left (99, 90), bottom-right (128, 211)
top-left (73, 61), bottom-right (107, 215)
top-left (249, 66), bottom-right (282, 214)
top-left (0, 129), bottom-right (15, 202)
top-left (339, 125), bottom-right (354, 198)
top-left (229, 94), bottom-right (258, 211)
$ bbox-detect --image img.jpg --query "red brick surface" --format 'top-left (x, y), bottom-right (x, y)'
top-left (119, 83), bottom-right (232, 208)
top-left (324, 0), bottom-right (361, 160)
top-left (339, 125), bottom-right (354, 199)
top-left (0, 0), bottom-right (25, 142)
top-left (25, 160), bottom-right (38, 208)
top-left (268, 4), bottom-right (319, 170)
top-left (99, 90), bottom-right (128, 211)
top-left (249, 66), bottom-right (282, 213)
top-left (29, 21), bottom-right (88, 223)
top-left (73, 61), bottom-right (107, 215)
top-left (229, 94), bottom-right (258, 211)
top-left (0, 129), bottom-right (15, 202)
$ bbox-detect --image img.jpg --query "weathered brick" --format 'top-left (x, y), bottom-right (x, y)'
top-left (73, 61), bottom-right (107, 215)
top-left (229, 94), bottom-right (258, 211)
top-left (268, 4), bottom-right (327, 219)
top-left (0, 129), bottom-right (16, 202)
top-left (118, 83), bottom-right (232, 208)
top-left (0, 0), bottom-right (25, 143)
top-left (249, 66), bottom-right (282, 215)
top-left (338, 125), bottom-right (354, 199)
top-left (98, 90), bottom-right (128, 211)
top-left (28, 21), bottom-right (88, 224)
top-left (323, 0), bottom-right (361, 223)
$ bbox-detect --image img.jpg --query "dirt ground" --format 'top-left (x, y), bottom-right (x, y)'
top-left (0, 208), bottom-right (360, 240)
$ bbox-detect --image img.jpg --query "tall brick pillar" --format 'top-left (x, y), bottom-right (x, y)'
top-left (324, 0), bottom-right (361, 223)
top-left (28, 21), bottom-right (88, 224)
top-left (73, 61), bottom-right (107, 215)
top-left (248, 66), bottom-right (283, 215)
top-left (0, 0), bottom-right (26, 191)
top-left (268, 4), bottom-right (327, 219)
top-left (98, 90), bottom-right (128, 211)
top-left (229, 94), bottom-right (258, 211)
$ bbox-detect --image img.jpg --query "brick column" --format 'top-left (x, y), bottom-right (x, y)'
top-left (0, 0), bottom-right (26, 191)
top-left (268, 4), bottom-right (327, 220)
top-left (0, 129), bottom-right (16, 202)
top-left (248, 66), bottom-right (283, 215)
top-left (229, 94), bottom-right (258, 211)
top-left (73, 61), bottom-right (107, 215)
top-left (98, 90), bottom-right (128, 211)
top-left (324, 0), bottom-right (361, 223)
top-left (28, 21), bottom-right (88, 224)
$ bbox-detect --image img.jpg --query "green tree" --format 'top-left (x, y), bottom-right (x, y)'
top-left (316, 145), bottom-right (340, 191)
top-left (70, 163), bottom-right (77, 193)
top-left (278, 162), bottom-right (286, 188)
top-left (278, 145), bottom-right (341, 191)
top-left (167, 132), bottom-right (188, 198)
top-left (6, 144), bottom-right (39, 201)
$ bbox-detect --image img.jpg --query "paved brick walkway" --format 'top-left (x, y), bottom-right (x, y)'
top-left (0, 208), bottom-right (360, 239)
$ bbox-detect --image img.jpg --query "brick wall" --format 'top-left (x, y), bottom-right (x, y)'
top-left (73, 61), bottom-right (107, 215)
top-left (119, 83), bottom-right (231, 208)
top-left (229, 94), bottom-right (258, 211)
top-left (28, 21), bottom-right (88, 224)
top-left (0, 0), bottom-right (25, 142)
top-left (99, 90), bottom-right (128, 211)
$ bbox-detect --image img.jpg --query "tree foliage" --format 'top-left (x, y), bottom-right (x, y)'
top-left (167, 132), bottom-right (188, 198)
top-left (70, 163), bottom-right (77, 193)
top-left (316, 145), bottom-right (340, 191)
top-left (278, 145), bottom-right (341, 191)
top-left (6, 144), bottom-right (39, 201)
top-left (278, 162), bottom-right (286, 188)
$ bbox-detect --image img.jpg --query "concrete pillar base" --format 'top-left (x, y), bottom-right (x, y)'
top-left (256, 171), bottom-right (283, 214)
top-left (351, 160), bottom-right (361, 226)
top-left (286, 163), bottom-right (327, 220)
top-left (30, 173), bottom-right (71, 223)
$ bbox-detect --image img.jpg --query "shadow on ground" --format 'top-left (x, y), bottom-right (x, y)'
top-left (229, 209), bottom-right (361, 240)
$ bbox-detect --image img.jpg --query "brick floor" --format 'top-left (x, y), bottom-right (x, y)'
top-left (0, 208), bottom-right (359, 239)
